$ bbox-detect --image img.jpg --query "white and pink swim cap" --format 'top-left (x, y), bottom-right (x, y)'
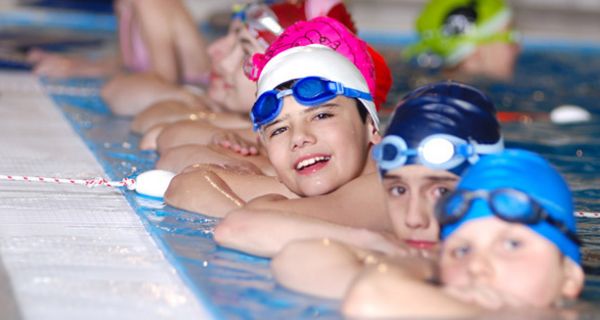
top-left (246, 17), bottom-right (391, 112)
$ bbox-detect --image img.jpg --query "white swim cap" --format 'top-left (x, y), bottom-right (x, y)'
top-left (256, 44), bottom-right (379, 129)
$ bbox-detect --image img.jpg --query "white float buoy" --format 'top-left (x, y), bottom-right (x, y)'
top-left (550, 105), bottom-right (591, 124)
top-left (0, 170), bottom-right (176, 199)
top-left (134, 169), bottom-right (176, 198)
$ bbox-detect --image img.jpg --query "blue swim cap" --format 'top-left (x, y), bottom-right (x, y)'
top-left (441, 149), bottom-right (581, 265)
top-left (379, 81), bottom-right (502, 175)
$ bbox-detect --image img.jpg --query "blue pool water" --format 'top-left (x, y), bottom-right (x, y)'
top-left (30, 42), bottom-right (600, 318)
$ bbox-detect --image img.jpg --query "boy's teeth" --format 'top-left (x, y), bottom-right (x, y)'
top-left (296, 156), bottom-right (330, 170)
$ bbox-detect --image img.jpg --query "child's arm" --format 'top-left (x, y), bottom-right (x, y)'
top-left (156, 144), bottom-right (254, 174)
top-left (215, 208), bottom-right (404, 258)
top-left (26, 49), bottom-right (120, 78)
top-left (243, 173), bottom-right (392, 232)
top-left (163, 167), bottom-right (296, 217)
top-left (271, 239), bottom-right (391, 299)
top-left (211, 173), bottom-right (391, 257)
top-left (127, 0), bottom-right (209, 83)
top-left (101, 72), bottom-right (201, 116)
top-left (342, 261), bottom-right (481, 319)
top-left (131, 100), bottom-right (197, 134)
top-left (156, 144), bottom-right (274, 175)
top-left (155, 121), bottom-right (254, 154)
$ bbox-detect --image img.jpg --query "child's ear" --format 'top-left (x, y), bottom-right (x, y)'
top-left (366, 117), bottom-right (382, 145)
top-left (560, 258), bottom-right (584, 299)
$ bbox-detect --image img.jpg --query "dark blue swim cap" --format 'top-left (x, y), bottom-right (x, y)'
top-left (441, 149), bottom-right (580, 265)
top-left (379, 81), bottom-right (502, 175)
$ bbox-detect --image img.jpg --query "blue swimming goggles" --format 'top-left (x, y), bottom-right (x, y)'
top-left (250, 76), bottom-right (373, 131)
top-left (436, 188), bottom-right (581, 245)
top-left (372, 134), bottom-right (504, 171)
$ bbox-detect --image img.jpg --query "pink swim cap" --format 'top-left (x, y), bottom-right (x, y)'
top-left (246, 17), bottom-right (378, 107)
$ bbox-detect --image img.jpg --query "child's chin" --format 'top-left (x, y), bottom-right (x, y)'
top-left (297, 183), bottom-right (337, 197)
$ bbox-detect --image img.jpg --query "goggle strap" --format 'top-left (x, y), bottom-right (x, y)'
top-left (472, 137), bottom-right (504, 155)
top-left (276, 89), bottom-right (293, 99)
top-left (441, 188), bottom-right (581, 246)
top-left (329, 82), bottom-right (373, 102)
top-left (256, 15), bottom-right (284, 35)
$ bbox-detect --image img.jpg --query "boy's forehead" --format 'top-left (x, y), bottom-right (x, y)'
top-left (383, 165), bottom-right (459, 181)
top-left (448, 216), bottom-right (542, 243)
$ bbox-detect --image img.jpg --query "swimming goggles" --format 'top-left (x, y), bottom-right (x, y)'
top-left (232, 3), bottom-right (283, 39)
top-left (372, 134), bottom-right (504, 171)
top-left (436, 188), bottom-right (581, 245)
top-left (250, 76), bottom-right (373, 131)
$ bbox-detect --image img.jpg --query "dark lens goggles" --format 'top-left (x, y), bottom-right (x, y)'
top-left (250, 76), bottom-right (372, 131)
top-left (436, 188), bottom-right (581, 245)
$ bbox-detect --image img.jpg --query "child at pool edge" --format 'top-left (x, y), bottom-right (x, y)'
top-left (28, 0), bottom-right (209, 84)
top-left (150, 20), bottom-right (393, 185)
top-left (269, 80), bottom-right (504, 298)
top-left (103, 0), bottom-right (358, 118)
top-left (162, 17), bottom-right (394, 238)
top-left (135, 1), bottom-right (361, 159)
top-left (342, 149), bottom-right (584, 318)
top-left (405, 0), bottom-right (520, 81)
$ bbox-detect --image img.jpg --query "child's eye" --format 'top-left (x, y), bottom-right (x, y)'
top-left (269, 126), bottom-right (287, 138)
top-left (449, 244), bottom-right (471, 259)
top-left (388, 186), bottom-right (406, 196)
top-left (313, 112), bottom-right (333, 120)
top-left (502, 238), bottom-right (523, 251)
top-left (434, 186), bottom-right (452, 198)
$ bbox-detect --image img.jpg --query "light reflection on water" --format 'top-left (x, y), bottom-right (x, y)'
top-left (45, 45), bottom-right (600, 318)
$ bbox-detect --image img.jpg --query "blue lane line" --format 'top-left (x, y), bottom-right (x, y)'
top-left (0, 8), bottom-right (116, 32)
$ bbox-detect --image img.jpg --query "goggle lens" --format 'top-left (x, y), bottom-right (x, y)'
top-left (444, 193), bottom-right (468, 221)
top-left (421, 137), bottom-right (455, 165)
top-left (295, 77), bottom-right (331, 102)
top-left (252, 92), bottom-right (280, 126)
top-left (492, 190), bottom-right (533, 221)
top-left (383, 143), bottom-right (400, 161)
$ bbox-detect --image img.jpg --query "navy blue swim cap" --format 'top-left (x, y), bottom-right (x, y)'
top-left (440, 149), bottom-right (580, 265)
top-left (378, 81), bottom-right (502, 175)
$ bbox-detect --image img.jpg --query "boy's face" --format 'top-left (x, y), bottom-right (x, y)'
top-left (208, 22), bottom-right (264, 113)
top-left (260, 95), bottom-right (377, 197)
top-left (440, 217), bottom-right (582, 308)
top-left (476, 41), bottom-right (520, 80)
top-left (382, 165), bottom-right (458, 249)
top-left (207, 20), bottom-right (241, 68)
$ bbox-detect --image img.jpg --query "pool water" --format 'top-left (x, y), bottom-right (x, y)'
top-left (33, 44), bottom-right (600, 318)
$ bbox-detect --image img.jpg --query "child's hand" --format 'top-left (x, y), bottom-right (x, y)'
top-left (212, 131), bottom-right (259, 156)
top-left (27, 49), bottom-right (109, 78)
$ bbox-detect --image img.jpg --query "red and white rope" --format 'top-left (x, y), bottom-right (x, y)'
top-left (575, 211), bottom-right (600, 218)
top-left (0, 174), bottom-right (136, 190)
top-left (1, 174), bottom-right (598, 217)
